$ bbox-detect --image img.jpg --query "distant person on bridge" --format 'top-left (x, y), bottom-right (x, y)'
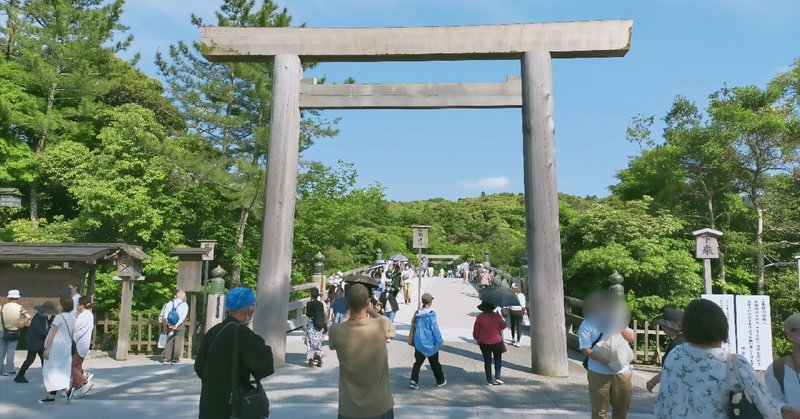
top-left (473, 301), bottom-right (507, 385)
top-left (645, 307), bottom-right (685, 393)
top-left (408, 293), bottom-right (446, 390)
top-left (195, 287), bottom-right (273, 419)
top-left (508, 284), bottom-right (527, 347)
top-left (329, 283), bottom-right (396, 419)
top-left (479, 268), bottom-right (492, 289)
top-left (330, 286), bottom-right (348, 325)
top-left (304, 288), bottom-right (328, 368)
top-left (401, 264), bottom-right (414, 304)
top-left (419, 257), bottom-right (429, 279)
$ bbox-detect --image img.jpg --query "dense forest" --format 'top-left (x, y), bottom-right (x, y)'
top-left (1, 1), bottom-right (798, 351)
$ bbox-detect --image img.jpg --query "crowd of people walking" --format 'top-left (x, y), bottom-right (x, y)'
top-left (1, 285), bottom-right (96, 404)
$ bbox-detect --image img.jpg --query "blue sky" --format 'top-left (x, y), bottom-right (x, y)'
top-left (119, 0), bottom-right (800, 202)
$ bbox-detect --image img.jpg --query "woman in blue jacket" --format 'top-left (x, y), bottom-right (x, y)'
top-left (409, 292), bottom-right (446, 389)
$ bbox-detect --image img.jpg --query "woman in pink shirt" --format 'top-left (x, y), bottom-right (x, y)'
top-left (473, 302), bottom-right (507, 385)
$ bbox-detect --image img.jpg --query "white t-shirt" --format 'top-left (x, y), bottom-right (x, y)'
top-left (578, 319), bottom-right (630, 375)
top-left (511, 292), bottom-right (526, 311)
top-left (70, 293), bottom-right (81, 317)
top-left (766, 360), bottom-right (800, 410)
top-left (73, 310), bottom-right (94, 358)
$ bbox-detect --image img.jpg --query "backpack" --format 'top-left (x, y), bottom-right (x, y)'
top-left (166, 302), bottom-right (182, 326)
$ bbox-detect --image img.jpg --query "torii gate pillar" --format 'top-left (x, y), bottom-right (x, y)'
top-left (522, 51), bottom-right (568, 376)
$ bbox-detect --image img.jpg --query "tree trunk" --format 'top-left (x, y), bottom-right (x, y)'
top-left (3, 0), bottom-right (19, 60)
top-left (755, 205), bottom-right (765, 294)
top-left (30, 80), bottom-right (58, 223)
top-left (230, 206), bottom-right (250, 288)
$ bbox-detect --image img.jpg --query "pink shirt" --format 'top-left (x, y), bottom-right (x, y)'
top-left (473, 312), bottom-right (506, 345)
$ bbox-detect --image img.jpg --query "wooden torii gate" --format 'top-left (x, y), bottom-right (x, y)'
top-left (201, 20), bottom-right (633, 376)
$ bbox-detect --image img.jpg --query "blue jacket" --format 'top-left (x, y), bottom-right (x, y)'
top-left (413, 309), bottom-right (443, 357)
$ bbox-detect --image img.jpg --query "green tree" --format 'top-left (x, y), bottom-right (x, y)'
top-left (4, 0), bottom-right (131, 222)
top-left (155, 0), bottom-right (338, 285)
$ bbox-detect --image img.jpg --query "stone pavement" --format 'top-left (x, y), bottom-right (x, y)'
top-left (0, 277), bottom-right (658, 418)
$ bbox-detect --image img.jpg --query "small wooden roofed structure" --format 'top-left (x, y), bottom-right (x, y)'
top-left (0, 242), bottom-right (150, 306)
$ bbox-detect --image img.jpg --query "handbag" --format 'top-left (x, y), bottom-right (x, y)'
top-left (728, 353), bottom-right (764, 419)
top-left (157, 333), bottom-right (168, 349)
top-left (522, 313), bottom-right (530, 327)
top-left (407, 311), bottom-right (418, 346)
top-left (230, 324), bottom-right (269, 419)
top-left (1, 305), bottom-right (21, 341)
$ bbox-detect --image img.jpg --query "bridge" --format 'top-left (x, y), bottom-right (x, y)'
top-left (0, 272), bottom-right (658, 418)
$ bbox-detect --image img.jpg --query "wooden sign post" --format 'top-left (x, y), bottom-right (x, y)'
top-left (692, 228), bottom-right (723, 294)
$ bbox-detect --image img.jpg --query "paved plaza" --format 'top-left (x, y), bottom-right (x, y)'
top-left (0, 277), bottom-right (657, 418)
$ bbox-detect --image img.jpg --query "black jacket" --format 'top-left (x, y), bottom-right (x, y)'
top-left (25, 313), bottom-right (50, 351)
top-left (195, 317), bottom-right (274, 419)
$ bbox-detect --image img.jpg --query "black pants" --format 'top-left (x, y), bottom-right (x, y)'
top-left (411, 350), bottom-right (445, 385)
top-left (479, 342), bottom-right (503, 383)
top-left (509, 310), bottom-right (524, 342)
top-left (16, 350), bottom-right (43, 378)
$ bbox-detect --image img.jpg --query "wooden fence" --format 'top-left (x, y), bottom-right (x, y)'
top-left (92, 280), bottom-right (318, 357)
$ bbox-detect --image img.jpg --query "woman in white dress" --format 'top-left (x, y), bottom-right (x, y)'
top-left (40, 296), bottom-right (75, 404)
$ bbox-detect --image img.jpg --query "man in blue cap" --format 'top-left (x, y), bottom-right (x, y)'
top-left (195, 287), bottom-right (274, 418)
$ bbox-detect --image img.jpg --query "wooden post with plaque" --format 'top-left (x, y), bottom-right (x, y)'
top-left (692, 228), bottom-right (723, 294)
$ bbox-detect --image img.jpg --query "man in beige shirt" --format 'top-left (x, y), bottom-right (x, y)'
top-left (1, 289), bottom-right (30, 376)
top-left (329, 284), bottom-right (396, 419)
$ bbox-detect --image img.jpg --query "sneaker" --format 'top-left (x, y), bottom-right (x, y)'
top-left (170, 360), bottom-right (179, 365)
top-left (486, 381), bottom-right (494, 386)
top-left (13, 376), bottom-right (28, 383)
top-left (73, 381), bottom-right (95, 399)
top-left (512, 341), bottom-right (520, 347)
top-left (65, 388), bottom-right (74, 405)
top-left (39, 397), bottom-right (56, 404)
top-left (408, 381), bottom-right (418, 390)
top-left (437, 379), bottom-right (447, 387)
top-left (493, 379), bottom-right (504, 386)
top-left (84, 372), bottom-right (94, 382)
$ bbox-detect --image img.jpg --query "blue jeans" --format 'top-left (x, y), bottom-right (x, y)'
top-left (0, 336), bottom-right (19, 374)
top-left (333, 312), bottom-right (345, 324)
top-left (384, 311), bottom-right (396, 322)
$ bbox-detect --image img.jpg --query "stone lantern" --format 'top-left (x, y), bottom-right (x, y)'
top-left (608, 271), bottom-right (625, 298)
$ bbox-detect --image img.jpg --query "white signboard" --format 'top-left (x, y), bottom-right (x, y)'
top-left (702, 294), bottom-right (737, 354)
top-left (734, 295), bottom-right (772, 371)
top-left (412, 226), bottom-right (429, 249)
top-left (695, 236), bottom-right (720, 259)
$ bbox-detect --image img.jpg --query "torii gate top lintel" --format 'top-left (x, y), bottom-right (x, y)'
top-left (200, 20), bottom-right (632, 63)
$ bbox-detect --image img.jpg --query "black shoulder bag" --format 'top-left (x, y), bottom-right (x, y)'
top-left (582, 333), bottom-right (604, 370)
top-left (1, 305), bottom-right (21, 341)
top-left (230, 324), bottom-right (270, 419)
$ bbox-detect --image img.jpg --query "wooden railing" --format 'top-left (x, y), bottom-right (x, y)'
top-left (564, 296), bottom-right (667, 365)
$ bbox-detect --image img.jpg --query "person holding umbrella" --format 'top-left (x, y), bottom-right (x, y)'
top-left (473, 301), bottom-right (507, 385)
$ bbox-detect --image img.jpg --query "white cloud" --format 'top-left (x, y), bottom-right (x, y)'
top-left (457, 176), bottom-right (510, 190)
